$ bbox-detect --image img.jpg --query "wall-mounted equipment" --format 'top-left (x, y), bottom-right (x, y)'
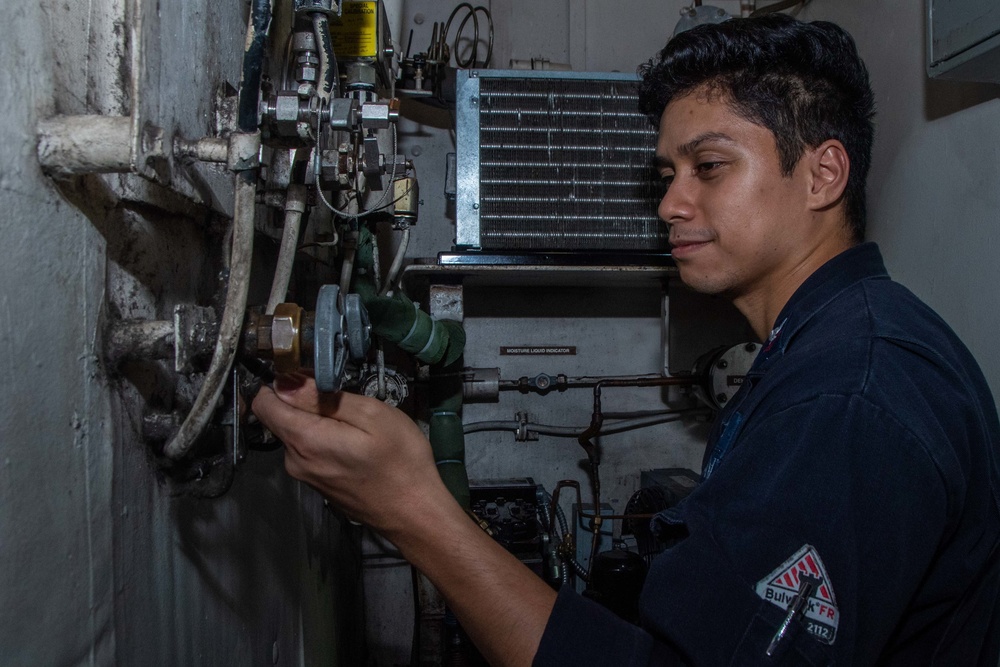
top-left (454, 70), bottom-right (668, 253)
top-left (927, 0), bottom-right (1000, 83)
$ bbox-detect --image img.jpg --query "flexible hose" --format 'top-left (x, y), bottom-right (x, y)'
top-left (266, 184), bottom-right (307, 314)
top-left (165, 173), bottom-right (257, 459)
top-left (164, 0), bottom-right (269, 459)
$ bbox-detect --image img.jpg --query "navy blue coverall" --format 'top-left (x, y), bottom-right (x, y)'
top-left (534, 243), bottom-right (1000, 666)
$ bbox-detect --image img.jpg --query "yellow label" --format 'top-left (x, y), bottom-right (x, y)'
top-left (330, 1), bottom-right (378, 58)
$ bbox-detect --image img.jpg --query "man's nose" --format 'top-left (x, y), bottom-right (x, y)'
top-left (657, 177), bottom-right (695, 224)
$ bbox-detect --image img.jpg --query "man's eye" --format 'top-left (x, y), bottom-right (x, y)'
top-left (660, 173), bottom-right (675, 188)
top-left (696, 161), bottom-right (724, 175)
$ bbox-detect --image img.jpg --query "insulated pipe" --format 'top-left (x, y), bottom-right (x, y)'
top-left (266, 184), bottom-right (308, 314)
top-left (353, 226), bottom-right (464, 366)
top-left (164, 172), bottom-right (257, 460)
top-left (430, 362), bottom-right (469, 509)
top-left (36, 115), bottom-right (133, 176)
top-left (174, 137), bottom-right (229, 163)
top-left (351, 227), bottom-right (470, 506)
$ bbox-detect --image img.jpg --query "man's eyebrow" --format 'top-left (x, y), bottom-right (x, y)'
top-left (676, 132), bottom-right (738, 156)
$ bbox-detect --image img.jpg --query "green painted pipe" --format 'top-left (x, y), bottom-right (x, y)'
top-left (352, 225), bottom-right (468, 506)
top-left (352, 227), bottom-right (464, 366)
top-left (429, 358), bottom-right (470, 509)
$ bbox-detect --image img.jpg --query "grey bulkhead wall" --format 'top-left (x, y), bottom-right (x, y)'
top-left (0, 0), bottom-right (360, 664)
top-left (796, 0), bottom-right (1000, 401)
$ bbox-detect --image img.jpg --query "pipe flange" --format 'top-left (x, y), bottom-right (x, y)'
top-left (314, 284), bottom-right (347, 392)
top-left (344, 293), bottom-right (371, 361)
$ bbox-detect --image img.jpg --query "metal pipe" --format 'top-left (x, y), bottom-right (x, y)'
top-left (174, 136), bottom-right (229, 163)
top-left (106, 319), bottom-right (174, 365)
top-left (266, 184), bottom-right (308, 314)
top-left (462, 411), bottom-right (704, 438)
top-left (500, 373), bottom-right (697, 392)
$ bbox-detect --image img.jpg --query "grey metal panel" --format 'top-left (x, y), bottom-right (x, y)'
top-left (456, 70), bottom-right (483, 248)
top-left (928, 0), bottom-right (1000, 82)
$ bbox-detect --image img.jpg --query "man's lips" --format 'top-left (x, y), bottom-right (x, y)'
top-left (670, 238), bottom-right (711, 258)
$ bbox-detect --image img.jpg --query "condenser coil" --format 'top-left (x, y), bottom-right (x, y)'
top-left (455, 70), bottom-right (668, 253)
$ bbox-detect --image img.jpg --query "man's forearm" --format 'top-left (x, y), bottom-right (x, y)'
top-left (385, 489), bottom-right (557, 667)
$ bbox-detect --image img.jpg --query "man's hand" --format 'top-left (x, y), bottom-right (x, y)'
top-left (251, 374), bottom-right (557, 667)
top-left (251, 374), bottom-right (452, 534)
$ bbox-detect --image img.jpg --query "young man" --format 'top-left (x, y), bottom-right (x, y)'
top-left (253, 15), bottom-right (1000, 666)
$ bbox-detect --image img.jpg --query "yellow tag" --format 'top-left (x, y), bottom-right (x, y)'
top-left (330, 1), bottom-right (378, 58)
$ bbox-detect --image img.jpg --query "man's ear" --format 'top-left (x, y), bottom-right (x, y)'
top-left (806, 140), bottom-right (850, 211)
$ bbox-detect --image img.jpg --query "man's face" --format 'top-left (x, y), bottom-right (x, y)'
top-left (656, 88), bottom-right (811, 302)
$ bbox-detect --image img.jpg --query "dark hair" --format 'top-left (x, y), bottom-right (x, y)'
top-left (638, 14), bottom-right (875, 240)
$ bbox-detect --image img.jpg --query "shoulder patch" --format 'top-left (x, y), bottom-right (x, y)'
top-left (755, 544), bottom-right (838, 644)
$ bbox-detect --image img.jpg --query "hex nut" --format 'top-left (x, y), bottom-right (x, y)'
top-left (296, 65), bottom-right (319, 83)
top-left (271, 303), bottom-right (303, 374)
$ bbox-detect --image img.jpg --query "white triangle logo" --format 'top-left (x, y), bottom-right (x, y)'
top-left (755, 544), bottom-right (839, 645)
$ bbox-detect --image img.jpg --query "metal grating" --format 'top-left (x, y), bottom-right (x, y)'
top-left (456, 72), bottom-right (667, 252)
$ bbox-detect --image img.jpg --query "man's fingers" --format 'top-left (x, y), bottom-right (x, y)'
top-left (271, 374), bottom-right (344, 416)
top-left (253, 384), bottom-right (342, 451)
top-left (271, 375), bottom-right (388, 430)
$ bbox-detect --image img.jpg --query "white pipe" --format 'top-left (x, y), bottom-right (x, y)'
top-left (36, 115), bottom-right (134, 176)
top-left (266, 184), bottom-right (308, 314)
top-left (164, 169), bottom-right (257, 460)
top-left (174, 136), bottom-right (229, 163)
top-left (379, 227), bottom-right (410, 296)
top-left (339, 227), bottom-right (359, 294)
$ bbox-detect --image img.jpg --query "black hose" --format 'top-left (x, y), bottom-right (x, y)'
top-left (238, 0), bottom-right (273, 132)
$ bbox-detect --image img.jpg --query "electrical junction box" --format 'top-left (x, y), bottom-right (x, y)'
top-left (927, 0), bottom-right (1000, 83)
